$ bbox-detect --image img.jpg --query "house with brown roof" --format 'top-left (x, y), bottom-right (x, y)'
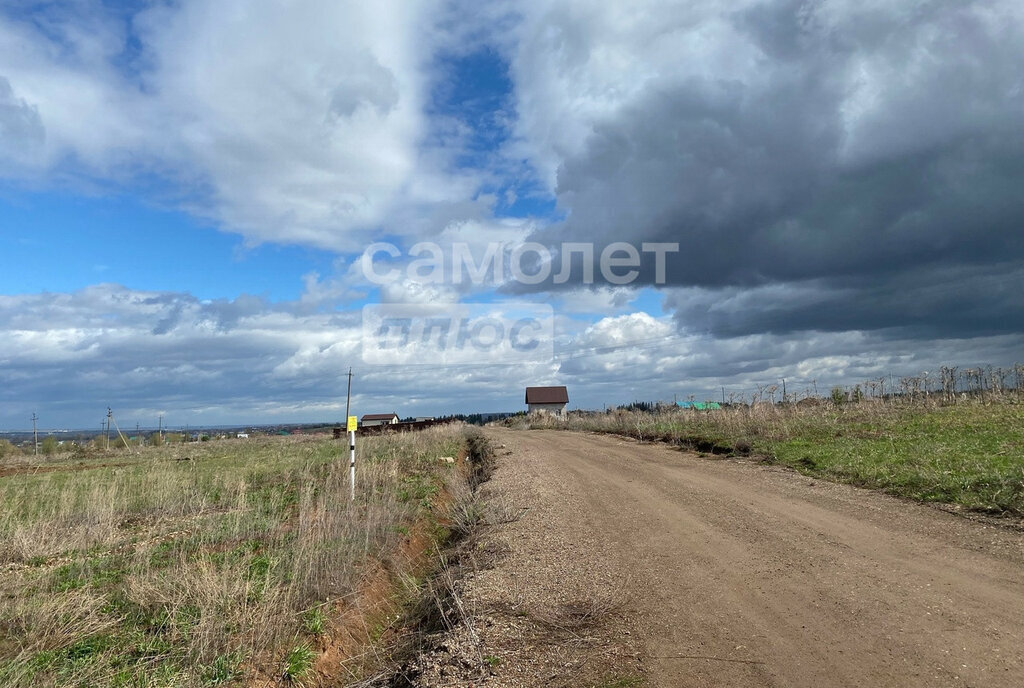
top-left (361, 413), bottom-right (399, 427)
top-left (525, 386), bottom-right (569, 416)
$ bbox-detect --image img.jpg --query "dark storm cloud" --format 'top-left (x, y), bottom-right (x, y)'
top-left (516, 0), bottom-right (1024, 340)
top-left (665, 263), bottom-right (1024, 339)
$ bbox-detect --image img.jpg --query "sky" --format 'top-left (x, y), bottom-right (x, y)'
top-left (1, 0), bottom-right (1023, 430)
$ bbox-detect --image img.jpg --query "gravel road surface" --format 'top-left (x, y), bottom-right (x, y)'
top-left (478, 428), bottom-right (1024, 688)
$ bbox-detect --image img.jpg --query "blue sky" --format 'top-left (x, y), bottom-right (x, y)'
top-left (0, 190), bottom-right (339, 300)
top-left (1, 0), bottom-right (1023, 429)
top-left (0, 42), bottom-right (545, 303)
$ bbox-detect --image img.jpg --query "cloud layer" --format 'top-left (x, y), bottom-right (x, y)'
top-left (2, 283), bottom-right (1020, 428)
top-left (510, 0), bottom-right (1024, 336)
top-left (0, 0), bottom-right (462, 249)
top-left (2, 1), bottom-right (1022, 426)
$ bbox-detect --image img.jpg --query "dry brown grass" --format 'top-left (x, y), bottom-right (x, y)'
top-left (0, 426), bottom-right (469, 687)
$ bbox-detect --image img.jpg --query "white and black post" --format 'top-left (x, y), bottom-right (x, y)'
top-left (345, 368), bottom-right (355, 501)
top-left (349, 428), bottom-right (356, 501)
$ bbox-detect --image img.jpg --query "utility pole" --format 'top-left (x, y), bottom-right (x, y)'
top-left (781, 378), bottom-right (787, 403)
top-left (722, 387), bottom-right (726, 405)
top-left (106, 409), bottom-right (132, 452)
top-left (32, 412), bottom-right (38, 456)
top-left (158, 414), bottom-right (163, 440)
top-left (345, 367), bottom-right (353, 423)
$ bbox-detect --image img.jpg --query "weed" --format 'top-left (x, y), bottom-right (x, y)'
top-left (301, 607), bottom-right (327, 636)
top-left (52, 562), bottom-right (88, 592)
top-left (199, 651), bottom-right (243, 686)
top-left (64, 633), bottom-right (115, 660)
top-left (283, 644), bottom-right (315, 681)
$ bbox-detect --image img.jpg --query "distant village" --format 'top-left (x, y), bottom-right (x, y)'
top-left (0, 383), bottom-right (755, 452)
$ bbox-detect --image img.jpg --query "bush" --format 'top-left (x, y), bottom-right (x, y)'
top-left (0, 438), bottom-right (17, 458)
top-left (40, 436), bottom-right (59, 456)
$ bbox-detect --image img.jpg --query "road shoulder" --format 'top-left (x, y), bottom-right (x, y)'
top-left (389, 429), bottom-right (646, 687)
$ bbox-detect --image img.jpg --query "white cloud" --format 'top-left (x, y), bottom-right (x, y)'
top-left (1, 283), bottom-right (1021, 427)
top-left (136, 0), bottom-right (437, 248)
top-left (0, 76), bottom-right (45, 170)
top-left (553, 287), bottom-right (638, 315)
top-left (577, 312), bottom-right (672, 348)
top-left (0, 284), bottom-right (552, 426)
top-left (0, 0), bottom-right (472, 249)
top-left (508, 0), bottom-right (764, 190)
top-left (379, 279), bottom-right (461, 304)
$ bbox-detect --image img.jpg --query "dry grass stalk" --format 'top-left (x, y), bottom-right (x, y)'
top-left (0, 425), bottom-right (469, 687)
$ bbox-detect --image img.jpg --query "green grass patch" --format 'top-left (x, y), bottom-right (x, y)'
top-left (533, 399), bottom-right (1024, 516)
top-left (771, 403), bottom-right (1024, 513)
top-left (198, 651), bottom-right (244, 686)
top-left (301, 607), bottom-right (327, 636)
top-left (283, 644), bottom-right (315, 681)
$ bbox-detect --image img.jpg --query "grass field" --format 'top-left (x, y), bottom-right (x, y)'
top-left (0, 426), bottom-right (468, 687)
top-left (524, 397), bottom-right (1024, 516)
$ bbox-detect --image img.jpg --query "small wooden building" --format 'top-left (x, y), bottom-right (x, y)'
top-left (525, 386), bottom-right (569, 416)
top-left (361, 413), bottom-right (400, 427)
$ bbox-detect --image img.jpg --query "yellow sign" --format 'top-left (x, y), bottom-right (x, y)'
top-left (347, 416), bottom-right (358, 432)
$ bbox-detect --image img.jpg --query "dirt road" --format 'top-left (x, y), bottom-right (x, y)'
top-left (484, 428), bottom-right (1024, 688)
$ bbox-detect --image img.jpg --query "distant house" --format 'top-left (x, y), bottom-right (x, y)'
top-left (414, 416), bottom-right (435, 422)
top-left (361, 413), bottom-right (400, 427)
top-left (236, 432), bottom-right (249, 439)
top-left (525, 386), bottom-right (569, 416)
